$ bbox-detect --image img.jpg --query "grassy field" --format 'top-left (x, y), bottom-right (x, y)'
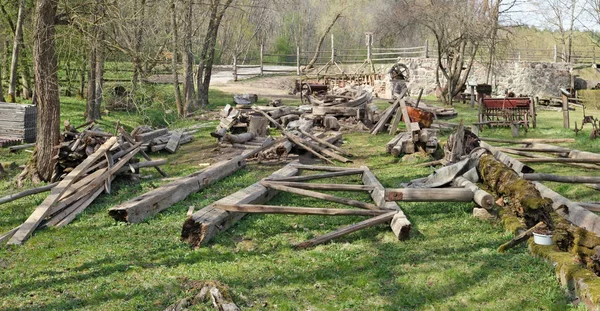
top-left (0, 83), bottom-right (599, 310)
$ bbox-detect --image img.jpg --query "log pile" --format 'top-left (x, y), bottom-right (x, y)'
top-left (0, 102), bottom-right (37, 143)
top-left (0, 135), bottom-right (167, 245)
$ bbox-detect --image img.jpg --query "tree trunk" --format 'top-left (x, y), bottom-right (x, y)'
top-left (8, 0), bottom-right (26, 102)
top-left (182, 0), bottom-right (195, 115)
top-left (92, 31), bottom-right (104, 121)
top-left (197, 0), bottom-right (234, 109)
top-left (305, 13), bottom-right (341, 70)
top-left (0, 40), bottom-right (4, 102)
top-left (31, 0), bottom-right (60, 182)
top-left (20, 50), bottom-right (33, 99)
top-left (85, 41), bottom-right (97, 120)
top-left (171, 0), bottom-right (183, 118)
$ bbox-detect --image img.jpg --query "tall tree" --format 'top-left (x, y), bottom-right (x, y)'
top-left (85, 0), bottom-right (105, 121)
top-left (196, 0), bottom-right (234, 109)
top-left (183, 0), bottom-right (196, 114)
top-left (171, 0), bottom-right (183, 117)
top-left (31, 0), bottom-right (60, 182)
top-left (535, 0), bottom-right (583, 62)
top-left (7, 0), bottom-right (25, 102)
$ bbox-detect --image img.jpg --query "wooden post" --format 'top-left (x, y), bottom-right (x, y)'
top-left (518, 51), bottom-right (521, 62)
top-left (233, 55), bottom-right (238, 82)
top-left (593, 45), bottom-right (596, 64)
top-left (470, 85), bottom-right (475, 108)
top-left (425, 39), bottom-right (429, 58)
top-left (331, 33), bottom-right (335, 63)
top-left (296, 46), bottom-right (300, 76)
top-left (562, 91), bottom-right (570, 129)
top-left (259, 44), bottom-right (264, 76)
top-left (530, 97), bottom-right (536, 128)
top-left (553, 45), bottom-right (557, 63)
top-left (366, 32), bottom-right (372, 63)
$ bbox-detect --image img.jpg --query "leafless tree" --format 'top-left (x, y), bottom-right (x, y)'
top-left (7, 0), bottom-right (25, 102)
top-left (534, 0), bottom-right (584, 62)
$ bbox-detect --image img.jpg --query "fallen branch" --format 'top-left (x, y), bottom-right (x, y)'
top-left (0, 182), bottom-right (58, 205)
top-left (497, 222), bottom-right (545, 253)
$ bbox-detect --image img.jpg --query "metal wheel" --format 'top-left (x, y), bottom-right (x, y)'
top-left (389, 63), bottom-right (410, 81)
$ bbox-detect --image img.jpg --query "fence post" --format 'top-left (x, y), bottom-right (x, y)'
top-left (594, 46), bottom-right (596, 64)
top-left (233, 55), bottom-right (238, 82)
top-left (425, 39), bottom-right (429, 58)
top-left (331, 33), bottom-right (335, 63)
top-left (260, 44), bottom-right (264, 76)
top-left (518, 51), bottom-right (521, 62)
top-left (366, 33), bottom-right (372, 63)
top-left (296, 46), bottom-right (300, 76)
top-left (553, 45), bottom-right (557, 63)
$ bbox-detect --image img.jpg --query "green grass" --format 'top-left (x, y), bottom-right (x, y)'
top-left (0, 85), bottom-right (597, 310)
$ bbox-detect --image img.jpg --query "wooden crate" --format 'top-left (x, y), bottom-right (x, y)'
top-left (0, 102), bottom-right (37, 143)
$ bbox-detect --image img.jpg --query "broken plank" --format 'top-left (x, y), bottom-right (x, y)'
top-left (294, 211), bottom-right (397, 249)
top-left (8, 137), bottom-right (118, 245)
top-left (260, 182), bottom-right (379, 210)
top-left (165, 131), bottom-right (183, 153)
top-left (181, 162), bottom-right (300, 248)
top-left (266, 169), bottom-right (364, 183)
top-left (213, 204), bottom-right (390, 216)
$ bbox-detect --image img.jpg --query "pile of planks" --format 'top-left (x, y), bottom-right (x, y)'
top-left (132, 126), bottom-right (195, 153)
top-left (306, 86), bottom-right (372, 129)
top-left (181, 163), bottom-right (411, 249)
top-left (0, 102), bottom-right (37, 143)
top-left (212, 104), bottom-right (278, 138)
top-left (0, 135), bottom-right (166, 245)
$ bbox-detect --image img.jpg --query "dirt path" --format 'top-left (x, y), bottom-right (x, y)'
top-left (210, 74), bottom-right (300, 101)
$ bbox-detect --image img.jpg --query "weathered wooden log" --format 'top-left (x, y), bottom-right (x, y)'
top-left (386, 132), bottom-right (407, 153)
top-left (523, 174), bottom-right (600, 184)
top-left (280, 114), bottom-right (300, 126)
top-left (569, 150), bottom-right (600, 161)
top-left (181, 162), bottom-right (299, 248)
top-left (518, 158), bottom-right (600, 164)
top-left (301, 139), bottom-right (351, 163)
top-left (248, 115), bottom-right (269, 137)
top-left (266, 169), bottom-right (364, 183)
top-left (361, 166), bottom-right (410, 239)
top-left (223, 132), bottom-right (255, 144)
top-left (263, 181), bottom-right (374, 192)
top-left (213, 204), bottom-right (390, 216)
top-left (479, 141), bottom-right (534, 174)
top-left (578, 202), bottom-right (600, 212)
top-left (323, 116), bottom-right (340, 131)
top-left (480, 137), bottom-right (575, 144)
top-left (294, 211), bottom-right (397, 249)
top-left (370, 101), bottom-right (399, 135)
top-left (269, 106), bottom-right (301, 119)
top-left (452, 176), bottom-right (495, 209)
top-left (292, 164), bottom-right (354, 172)
top-left (0, 182), bottom-right (58, 205)
top-left (119, 128), bottom-right (168, 177)
top-left (9, 143), bottom-right (35, 152)
top-left (477, 154), bottom-right (553, 228)
top-left (391, 133), bottom-right (414, 156)
top-left (385, 188), bottom-right (474, 202)
top-left (108, 140), bottom-right (279, 223)
top-left (533, 182), bottom-right (600, 235)
top-left (135, 128), bottom-right (168, 143)
top-left (261, 181), bottom-right (379, 210)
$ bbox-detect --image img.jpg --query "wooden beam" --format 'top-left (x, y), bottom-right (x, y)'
top-left (292, 164), bottom-right (359, 172)
top-left (165, 130), bottom-right (183, 153)
top-left (266, 169), bottom-right (364, 183)
top-left (452, 176), bottom-right (495, 209)
top-left (119, 127), bottom-right (168, 177)
top-left (361, 166), bottom-right (411, 240)
top-left (260, 182), bottom-right (379, 210)
top-left (523, 174), bottom-right (600, 183)
top-left (518, 158), bottom-right (600, 164)
top-left (385, 188), bottom-right (474, 202)
top-left (298, 128), bottom-right (351, 156)
top-left (480, 137), bottom-right (575, 144)
top-left (181, 162), bottom-right (300, 248)
top-left (294, 211), bottom-right (397, 249)
top-left (263, 181), bottom-right (374, 192)
top-left (8, 137), bottom-right (118, 245)
top-left (213, 204), bottom-right (390, 216)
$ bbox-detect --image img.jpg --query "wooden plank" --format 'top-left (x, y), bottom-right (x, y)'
top-left (165, 131), bottom-right (183, 153)
top-left (292, 164), bottom-right (359, 172)
top-left (370, 102), bottom-right (398, 135)
top-left (294, 211), bottom-right (397, 249)
top-left (385, 188), bottom-right (474, 202)
top-left (388, 106), bottom-right (403, 135)
top-left (398, 98), bottom-right (412, 132)
top-left (523, 174), bottom-right (600, 183)
top-left (134, 128), bottom-right (168, 143)
top-left (7, 137), bottom-right (118, 245)
top-left (181, 162), bottom-right (300, 248)
top-left (298, 128), bottom-right (351, 156)
top-left (266, 169), bottom-right (364, 183)
top-left (119, 127), bottom-right (168, 177)
top-left (260, 182), bottom-right (379, 210)
top-left (263, 181), bottom-right (374, 192)
top-left (518, 158), bottom-right (600, 164)
top-left (361, 166), bottom-right (411, 239)
top-left (55, 186), bottom-right (105, 227)
top-left (213, 204), bottom-right (390, 216)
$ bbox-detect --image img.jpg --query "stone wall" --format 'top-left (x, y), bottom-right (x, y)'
top-left (368, 58), bottom-right (572, 99)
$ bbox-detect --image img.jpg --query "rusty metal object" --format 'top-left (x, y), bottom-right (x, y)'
top-left (479, 97), bottom-right (534, 128)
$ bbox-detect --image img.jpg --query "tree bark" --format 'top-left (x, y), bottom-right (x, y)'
top-left (31, 0), bottom-right (60, 182)
top-left (85, 39), bottom-right (97, 120)
top-left (0, 40), bottom-right (4, 102)
top-left (93, 28), bottom-right (104, 121)
top-left (171, 0), bottom-right (183, 118)
top-left (182, 0), bottom-right (195, 114)
top-left (197, 0), bottom-right (234, 109)
top-left (8, 0), bottom-right (26, 102)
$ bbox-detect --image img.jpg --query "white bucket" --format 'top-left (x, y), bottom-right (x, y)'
top-left (533, 232), bottom-right (553, 246)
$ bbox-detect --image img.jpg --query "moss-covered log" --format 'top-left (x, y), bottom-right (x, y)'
top-left (477, 154), bottom-right (553, 228)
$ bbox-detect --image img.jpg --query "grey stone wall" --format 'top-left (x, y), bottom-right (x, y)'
top-left (372, 58), bottom-right (571, 99)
